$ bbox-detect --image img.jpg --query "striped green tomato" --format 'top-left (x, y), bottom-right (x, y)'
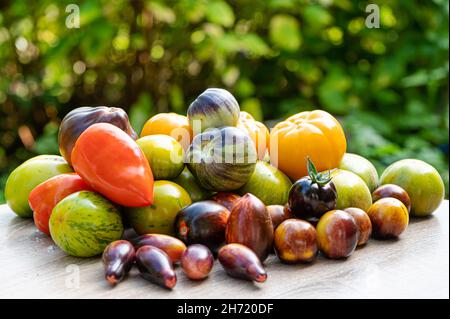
top-left (186, 127), bottom-right (257, 191)
top-left (49, 191), bottom-right (124, 257)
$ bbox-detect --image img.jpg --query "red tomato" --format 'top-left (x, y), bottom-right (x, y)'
top-left (29, 173), bottom-right (92, 235)
top-left (71, 123), bottom-right (154, 207)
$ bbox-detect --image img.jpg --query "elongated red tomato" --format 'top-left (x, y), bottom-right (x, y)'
top-left (29, 173), bottom-right (92, 235)
top-left (71, 123), bottom-right (154, 207)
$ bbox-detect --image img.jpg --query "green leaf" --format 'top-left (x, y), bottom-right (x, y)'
top-left (129, 93), bottom-right (154, 135)
top-left (33, 122), bottom-right (59, 155)
top-left (147, 1), bottom-right (176, 24)
top-left (318, 67), bottom-right (352, 114)
top-left (241, 98), bottom-right (263, 121)
top-left (169, 85), bottom-right (185, 113)
top-left (238, 34), bottom-right (271, 57)
top-left (206, 0), bottom-right (235, 27)
top-left (269, 14), bottom-right (302, 51)
top-left (302, 5), bottom-right (333, 28)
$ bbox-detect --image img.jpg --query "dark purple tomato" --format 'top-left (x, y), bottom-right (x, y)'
top-left (180, 244), bottom-right (214, 280)
top-left (135, 245), bottom-right (177, 289)
top-left (288, 157), bottom-right (337, 221)
top-left (102, 240), bottom-right (135, 285)
top-left (174, 200), bottom-right (230, 253)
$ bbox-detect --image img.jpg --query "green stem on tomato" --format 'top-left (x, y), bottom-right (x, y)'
top-left (306, 156), bottom-right (332, 187)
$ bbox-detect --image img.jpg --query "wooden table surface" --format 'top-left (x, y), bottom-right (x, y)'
top-left (0, 201), bottom-right (448, 299)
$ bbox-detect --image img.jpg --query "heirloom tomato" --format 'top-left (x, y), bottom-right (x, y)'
top-left (141, 113), bottom-right (192, 150)
top-left (29, 173), bottom-right (92, 235)
top-left (380, 159), bottom-right (444, 217)
top-left (58, 106), bottom-right (137, 165)
top-left (270, 110), bottom-right (346, 181)
top-left (5, 155), bottom-right (73, 217)
top-left (236, 112), bottom-right (270, 160)
top-left (126, 180), bottom-right (192, 235)
top-left (71, 123), bottom-right (154, 207)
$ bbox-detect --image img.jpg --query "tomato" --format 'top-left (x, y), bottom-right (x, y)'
top-left (379, 159), bottom-right (444, 217)
top-left (270, 110), bottom-right (347, 181)
top-left (141, 113), bottom-right (192, 150)
top-left (236, 111), bottom-right (270, 160)
top-left (5, 155), bottom-right (73, 217)
top-left (29, 173), bottom-right (92, 235)
top-left (126, 180), bottom-right (192, 235)
top-left (136, 135), bottom-right (184, 180)
top-left (58, 106), bottom-right (137, 165)
top-left (71, 123), bottom-right (154, 207)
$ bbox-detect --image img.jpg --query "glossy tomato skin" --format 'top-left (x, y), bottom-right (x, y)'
top-left (210, 192), bottom-right (241, 211)
top-left (367, 198), bottom-right (409, 238)
top-left (288, 177), bottom-right (337, 221)
top-left (71, 123), bottom-right (154, 207)
top-left (237, 112), bottom-right (270, 160)
top-left (372, 184), bottom-right (411, 213)
top-left (59, 106), bottom-right (137, 165)
top-left (274, 219), bottom-right (318, 263)
top-left (141, 113), bottom-right (192, 151)
top-left (175, 201), bottom-right (230, 253)
top-left (316, 210), bottom-right (359, 259)
top-left (5, 155), bottom-right (73, 218)
top-left (29, 173), bottom-right (92, 235)
top-left (270, 110), bottom-right (346, 181)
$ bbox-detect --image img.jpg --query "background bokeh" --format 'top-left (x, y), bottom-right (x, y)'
top-left (0, 0), bottom-right (448, 203)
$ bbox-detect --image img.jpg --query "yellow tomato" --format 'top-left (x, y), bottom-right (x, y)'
top-left (141, 113), bottom-right (192, 150)
top-left (236, 112), bottom-right (270, 160)
top-left (269, 110), bottom-right (347, 180)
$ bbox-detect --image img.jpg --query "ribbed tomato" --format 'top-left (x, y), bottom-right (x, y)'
top-left (71, 123), bottom-right (154, 207)
top-left (236, 111), bottom-right (269, 160)
top-left (29, 173), bottom-right (92, 235)
top-left (270, 110), bottom-right (346, 181)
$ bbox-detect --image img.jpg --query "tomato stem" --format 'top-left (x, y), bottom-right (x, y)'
top-left (306, 157), bottom-right (332, 187)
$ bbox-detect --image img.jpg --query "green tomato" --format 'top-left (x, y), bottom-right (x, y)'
top-left (338, 153), bottom-right (379, 192)
top-left (380, 159), bottom-right (445, 217)
top-left (172, 167), bottom-right (213, 202)
top-left (126, 180), bottom-right (192, 235)
top-left (331, 169), bottom-right (372, 212)
top-left (5, 155), bottom-right (73, 217)
top-left (238, 161), bottom-right (292, 205)
top-left (137, 134), bottom-right (185, 180)
top-left (49, 191), bottom-right (124, 257)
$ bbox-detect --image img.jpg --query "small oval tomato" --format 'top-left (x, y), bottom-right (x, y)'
top-left (71, 123), bottom-right (154, 207)
top-left (29, 173), bottom-right (92, 235)
top-left (141, 113), bottom-right (192, 150)
top-left (237, 111), bottom-right (270, 160)
top-left (270, 110), bottom-right (347, 181)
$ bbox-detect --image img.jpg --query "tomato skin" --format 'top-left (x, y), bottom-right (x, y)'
top-left (270, 110), bottom-right (347, 181)
top-left (71, 123), bottom-right (154, 207)
top-left (141, 113), bottom-right (192, 150)
top-left (236, 112), bottom-right (269, 160)
top-left (29, 173), bottom-right (92, 235)
top-left (58, 106), bottom-right (137, 165)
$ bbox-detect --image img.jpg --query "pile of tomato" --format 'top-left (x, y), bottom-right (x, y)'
top-left (4, 88), bottom-right (445, 289)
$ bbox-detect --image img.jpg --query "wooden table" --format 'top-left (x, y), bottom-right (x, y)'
top-left (0, 201), bottom-right (448, 299)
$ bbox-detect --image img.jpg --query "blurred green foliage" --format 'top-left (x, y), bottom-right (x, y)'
top-left (0, 0), bottom-right (448, 203)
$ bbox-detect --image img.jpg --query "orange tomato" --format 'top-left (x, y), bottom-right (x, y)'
top-left (72, 123), bottom-right (154, 207)
top-left (236, 112), bottom-right (269, 160)
top-left (141, 113), bottom-right (192, 150)
top-left (270, 110), bottom-right (346, 181)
